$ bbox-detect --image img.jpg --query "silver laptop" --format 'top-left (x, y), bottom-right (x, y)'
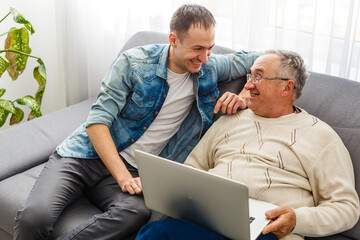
top-left (135, 150), bottom-right (276, 240)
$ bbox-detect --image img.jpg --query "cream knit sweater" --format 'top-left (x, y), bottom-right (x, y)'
top-left (185, 108), bottom-right (359, 240)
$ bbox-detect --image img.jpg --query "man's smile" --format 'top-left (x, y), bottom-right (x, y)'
top-left (190, 59), bottom-right (202, 65)
top-left (249, 92), bottom-right (259, 98)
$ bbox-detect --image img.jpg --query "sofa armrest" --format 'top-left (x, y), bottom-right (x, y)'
top-left (0, 98), bottom-right (94, 181)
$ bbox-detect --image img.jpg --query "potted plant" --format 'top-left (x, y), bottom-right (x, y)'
top-left (0, 7), bottom-right (47, 128)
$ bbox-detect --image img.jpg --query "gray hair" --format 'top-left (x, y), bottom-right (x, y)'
top-left (170, 4), bottom-right (216, 42)
top-left (264, 49), bottom-right (309, 100)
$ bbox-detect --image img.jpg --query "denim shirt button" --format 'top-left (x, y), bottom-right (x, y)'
top-left (131, 138), bottom-right (135, 142)
top-left (90, 153), bottom-right (94, 156)
top-left (155, 111), bottom-right (159, 115)
top-left (163, 94), bottom-right (166, 98)
top-left (143, 126), bottom-right (147, 130)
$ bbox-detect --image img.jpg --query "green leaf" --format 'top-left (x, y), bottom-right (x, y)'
top-left (5, 27), bottom-right (32, 80)
top-left (10, 107), bottom-right (24, 125)
top-left (34, 59), bottom-right (47, 81)
top-left (0, 88), bottom-right (5, 97)
top-left (0, 107), bottom-right (10, 128)
top-left (33, 59), bottom-right (47, 104)
top-left (0, 99), bottom-right (16, 114)
top-left (0, 56), bottom-right (9, 77)
top-left (10, 7), bottom-right (35, 35)
top-left (15, 95), bottom-right (42, 118)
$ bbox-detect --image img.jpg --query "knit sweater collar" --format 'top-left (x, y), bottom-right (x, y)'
top-left (245, 106), bottom-right (309, 125)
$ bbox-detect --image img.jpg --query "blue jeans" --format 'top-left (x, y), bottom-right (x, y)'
top-left (136, 218), bottom-right (278, 240)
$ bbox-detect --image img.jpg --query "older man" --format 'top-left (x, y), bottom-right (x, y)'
top-left (135, 50), bottom-right (360, 240)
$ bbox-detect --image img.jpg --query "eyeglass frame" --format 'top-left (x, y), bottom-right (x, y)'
top-left (246, 73), bottom-right (291, 85)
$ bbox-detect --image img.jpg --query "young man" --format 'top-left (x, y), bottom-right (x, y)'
top-left (135, 50), bottom-right (360, 240)
top-left (14, 4), bottom-right (260, 240)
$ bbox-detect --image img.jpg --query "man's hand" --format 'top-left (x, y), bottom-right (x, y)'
top-left (262, 206), bottom-right (296, 239)
top-left (214, 91), bottom-right (247, 114)
top-left (120, 176), bottom-right (143, 195)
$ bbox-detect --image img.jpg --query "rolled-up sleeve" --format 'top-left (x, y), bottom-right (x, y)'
top-left (86, 54), bottom-right (133, 128)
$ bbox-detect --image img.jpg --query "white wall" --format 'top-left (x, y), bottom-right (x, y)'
top-left (1, 0), bottom-right (66, 130)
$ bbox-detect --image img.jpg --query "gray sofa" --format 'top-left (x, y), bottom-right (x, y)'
top-left (0, 31), bottom-right (359, 240)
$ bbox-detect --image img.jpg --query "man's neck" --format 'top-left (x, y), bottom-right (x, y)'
top-left (167, 46), bottom-right (187, 74)
top-left (257, 104), bottom-right (296, 118)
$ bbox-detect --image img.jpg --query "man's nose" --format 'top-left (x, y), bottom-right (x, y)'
top-left (199, 49), bottom-right (211, 63)
top-left (244, 79), bottom-right (256, 90)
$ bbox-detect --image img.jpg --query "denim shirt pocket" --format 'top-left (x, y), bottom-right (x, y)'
top-left (120, 89), bottom-right (155, 120)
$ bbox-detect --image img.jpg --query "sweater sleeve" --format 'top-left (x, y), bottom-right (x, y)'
top-left (292, 140), bottom-right (360, 237)
top-left (86, 53), bottom-right (132, 128)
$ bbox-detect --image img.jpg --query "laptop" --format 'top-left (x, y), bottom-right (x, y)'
top-left (135, 150), bottom-right (277, 240)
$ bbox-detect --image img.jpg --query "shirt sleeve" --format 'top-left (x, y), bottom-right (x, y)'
top-left (292, 140), bottom-right (360, 237)
top-left (85, 53), bottom-right (132, 128)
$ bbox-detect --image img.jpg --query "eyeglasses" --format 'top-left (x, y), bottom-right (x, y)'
top-left (246, 74), bottom-right (290, 84)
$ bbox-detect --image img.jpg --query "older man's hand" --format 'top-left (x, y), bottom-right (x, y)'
top-left (214, 89), bottom-right (248, 114)
top-left (262, 206), bottom-right (296, 239)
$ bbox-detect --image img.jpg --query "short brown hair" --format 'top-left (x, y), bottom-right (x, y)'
top-left (170, 4), bottom-right (216, 41)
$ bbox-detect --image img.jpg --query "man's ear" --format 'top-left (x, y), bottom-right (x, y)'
top-left (169, 32), bottom-right (177, 48)
top-left (282, 80), bottom-right (295, 97)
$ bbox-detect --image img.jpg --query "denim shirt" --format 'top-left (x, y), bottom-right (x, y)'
top-left (56, 44), bottom-right (260, 163)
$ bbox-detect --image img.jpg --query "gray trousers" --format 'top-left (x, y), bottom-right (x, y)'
top-left (14, 152), bottom-right (151, 240)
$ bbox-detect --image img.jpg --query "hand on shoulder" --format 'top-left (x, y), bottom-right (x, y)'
top-left (214, 91), bottom-right (248, 115)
